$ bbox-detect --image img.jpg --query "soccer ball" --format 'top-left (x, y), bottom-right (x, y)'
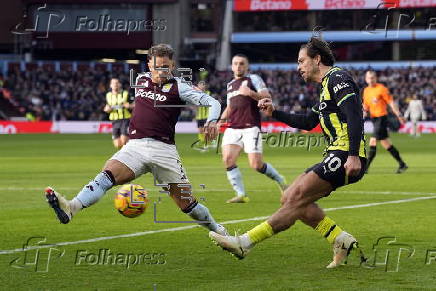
top-left (114, 184), bottom-right (149, 218)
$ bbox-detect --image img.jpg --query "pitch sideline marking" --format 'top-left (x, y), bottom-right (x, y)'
top-left (1, 195), bottom-right (436, 255)
top-left (1, 187), bottom-right (435, 196)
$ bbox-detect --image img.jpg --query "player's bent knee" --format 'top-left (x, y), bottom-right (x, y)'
top-left (103, 159), bottom-right (135, 185)
top-left (250, 159), bottom-right (263, 170)
top-left (223, 155), bottom-right (237, 167)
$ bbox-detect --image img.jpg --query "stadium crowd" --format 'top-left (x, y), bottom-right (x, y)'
top-left (1, 66), bottom-right (434, 121)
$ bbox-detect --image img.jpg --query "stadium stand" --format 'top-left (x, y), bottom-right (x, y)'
top-left (1, 65), bottom-right (434, 121)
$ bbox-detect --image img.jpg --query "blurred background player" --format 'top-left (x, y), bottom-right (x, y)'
top-left (45, 44), bottom-right (228, 237)
top-left (218, 54), bottom-right (287, 203)
top-left (104, 78), bottom-right (133, 149)
top-left (210, 37), bottom-right (367, 268)
top-left (363, 71), bottom-right (408, 174)
top-left (193, 81), bottom-right (215, 151)
top-left (405, 94), bottom-right (427, 137)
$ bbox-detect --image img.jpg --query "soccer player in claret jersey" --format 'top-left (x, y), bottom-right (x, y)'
top-left (210, 37), bottom-right (368, 268)
top-left (218, 54), bottom-right (287, 203)
top-left (45, 44), bottom-right (228, 236)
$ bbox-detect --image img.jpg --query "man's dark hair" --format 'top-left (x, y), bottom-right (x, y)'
top-left (148, 44), bottom-right (174, 60)
top-left (300, 37), bottom-right (335, 66)
top-left (233, 53), bottom-right (249, 62)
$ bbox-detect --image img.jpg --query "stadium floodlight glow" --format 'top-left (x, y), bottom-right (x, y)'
top-left (101, 58), bottom-right (116, 63)
top-left (135, 49), bottom-right (149, 55)
top-left (126, 60), bottom-right (140, 64)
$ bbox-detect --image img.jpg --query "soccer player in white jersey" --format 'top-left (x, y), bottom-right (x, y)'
top-left (44, 44), bottom-right (228, 236)
top-left (218, 54), bottom-right (287, 203)
top-left (405, 94), bottom-right (427, 137)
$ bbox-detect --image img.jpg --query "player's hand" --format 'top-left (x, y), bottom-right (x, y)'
top-left (103, 105), bottom-right (112, 113)
top-left (344, 156), bottom-right (361, 177)
top-left (216, 119), bottom-right (225, 131)
top-left (204, 121), bottom-right (218, 143)
top-left (398, 116), bottom-right (406, 125)
top-left (258, 98), bottom-right (274, 117)
top-left (238, 82), bottom-right (253, 97)
top-left (123, 102), bottom-right (130, 109)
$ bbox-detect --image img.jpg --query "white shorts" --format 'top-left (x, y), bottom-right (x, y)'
top-left (110, 138), bottom-right (189, 184)
top-left (222, 126), bottom-right (263, 153)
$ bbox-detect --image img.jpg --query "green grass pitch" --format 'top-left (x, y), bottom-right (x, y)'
top-left (0, 133), bottom-right (435, 290)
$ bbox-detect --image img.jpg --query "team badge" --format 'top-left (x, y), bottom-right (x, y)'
top-left (162, 83), bottom-right (173, 92)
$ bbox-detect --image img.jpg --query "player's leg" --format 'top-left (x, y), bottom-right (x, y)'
top-left (167, 183), bottom-right (227, 235)
top-left (198, 120), bottom-right (206, 148)
top-left (380, 138), bottom-right (408, 173)
top-left (365, 137), bottom-right (377, 173)
top-left (120, 135), bottom-right (129, 147)
top-left (248, 153), bottom-right (287, 193)
top-left (411, 117), bottom-right (419, 137)
top-left (210, 151), bottom-right (366, 266)
top-left (45, 140), bottom-right (143, 224)
top-left (222, 128), bottom-right (247, 202)
top-left (244, 126), bottom-right (287, 192)
top-left (119, 119), bottom-right (130, 147)
top-left (45, 159), bottom-right (134, 224)
top-left (223, 145), bottom-right (247, 202)
top-left (150, 139), bottom-right (228, 235)
top-left (112, 121), bottom-right (123, 149)
top-left (210, 172), bottom-right (329, 259)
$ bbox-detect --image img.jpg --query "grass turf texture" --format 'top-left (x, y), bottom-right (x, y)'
top-left (0, 133), bottom-right (435, 290)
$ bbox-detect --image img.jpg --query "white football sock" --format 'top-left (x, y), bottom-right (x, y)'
top-left (187, 203), bottom-right (220, 232)
top-left (259, 163), bottom-right (284, 184)
top-left (240, 233), bottom-right (254, 249)
top-left (226, 166), bottom-right (245, 197)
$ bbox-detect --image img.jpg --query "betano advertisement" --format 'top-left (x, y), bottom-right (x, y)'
top-left (233, 0), bottom-right (436, 11)
top-left (1, 121), bottom-right (436, 134)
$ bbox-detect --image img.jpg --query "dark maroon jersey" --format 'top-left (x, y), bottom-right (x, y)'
top-left (129, 72), bottom-right (219, 144)
top-left (226, 74), bottom-right (268, 129)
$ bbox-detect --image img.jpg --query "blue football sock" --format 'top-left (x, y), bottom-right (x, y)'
top-left (76, 171), bottom-right (115, 207)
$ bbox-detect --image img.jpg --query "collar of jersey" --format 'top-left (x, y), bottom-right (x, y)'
top-left (321, 66), bottom-right (341, 82)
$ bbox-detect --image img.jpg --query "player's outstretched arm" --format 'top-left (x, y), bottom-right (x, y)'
top-left (258, 98), bottom-right (319, 130)
top-left (178, 81), bottom-right (221, 142)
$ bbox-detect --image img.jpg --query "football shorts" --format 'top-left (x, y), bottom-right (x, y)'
top-left (371, 115), bottom-right (389, 140)
top-left (305, 150), bottom-right (367, 191)
top-left (222, 126), bottom-right (263, 153)
top-left (112, 119), bottom-right (130, 139)
top-left (110, 138), bottom-right (189, 184)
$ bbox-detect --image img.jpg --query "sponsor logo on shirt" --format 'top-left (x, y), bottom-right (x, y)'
top-left (333, 82), bottom-right (350, 93)
top-left (136, 89), bottom-right (168, 101)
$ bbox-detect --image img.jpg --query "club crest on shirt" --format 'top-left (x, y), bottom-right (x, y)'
top-left (162, 83), bottom-right (173, 93)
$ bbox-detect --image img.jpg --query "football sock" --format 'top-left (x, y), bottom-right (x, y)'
top-left (198, 133), bottom-right (205, 147)
top-left (315, 216), bottom-right (343, 244)
top-left (257, 163), bottom-right (285, 185)
top-left (70, 198), bottom-right (83, 216)
top-left (366, 146), bottom-right (377, 169)
top-left (185, 202), bottom-right (220, 232)
top-left (75, 170), bottom-right (115, 208)
top-left (387, 145), bottom-right (405, 166)
top-left (245, 221), bottom-right (274, 246)
top-left (226, 165), bottom-right (245, 197)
